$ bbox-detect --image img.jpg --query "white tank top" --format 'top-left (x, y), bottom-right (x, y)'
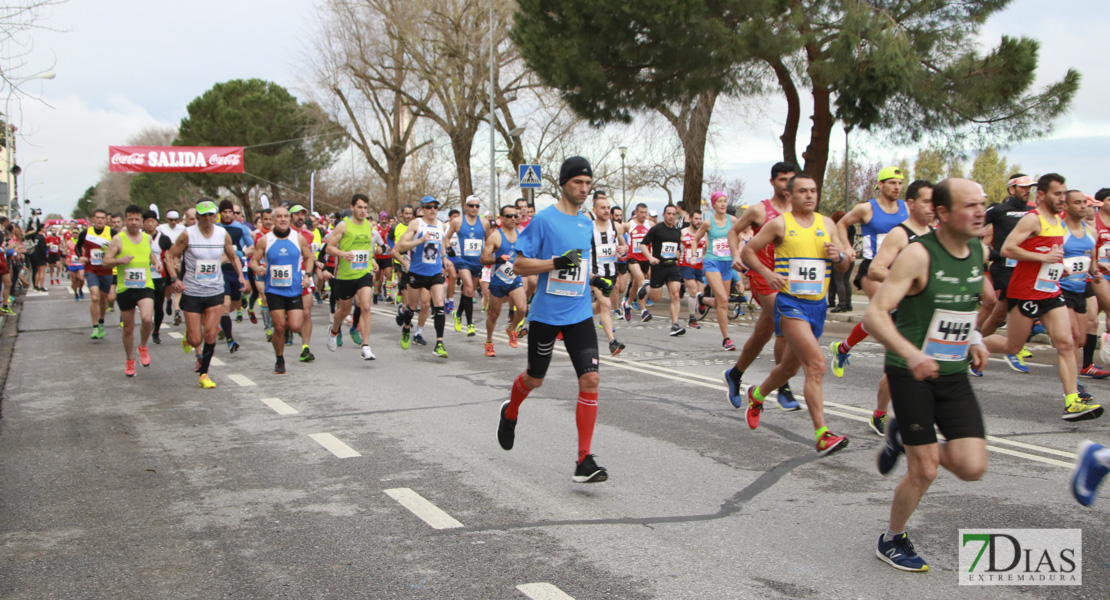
top-left (183, 225), bottom-right (228, 297)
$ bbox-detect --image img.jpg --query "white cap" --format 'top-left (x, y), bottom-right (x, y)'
top-left (166, 210), bottom-right (180, 220)
top-left (648, 209), bottom-right (659, 217)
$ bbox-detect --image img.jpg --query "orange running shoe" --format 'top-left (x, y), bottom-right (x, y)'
top-left (125, 359), bottom-right (136, 377)
top-left (484, 342), bottom-right (496, 357)
top-left (138, 346), bottom-right (151, 367)
top-left (507, 328), bottom-right (519, 348)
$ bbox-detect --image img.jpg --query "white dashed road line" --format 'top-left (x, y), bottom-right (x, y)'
top-left (309, 432), bottom-right (361, 458)
top-left (167, 332), bottom-right (183, 339)
top-left (210, 357), bottom-right (225, 366)
top-left (516, 583), bottom-right (576, 600)
top-left (226, 373), bottom-right (256, 387)
top-left (261, 397), bottom-right (298, 415)
top-left (383, 488), bottom-right (463, 529)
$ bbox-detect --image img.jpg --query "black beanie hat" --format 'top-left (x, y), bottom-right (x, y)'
top-left (559, 156), bottom-right (592, 186)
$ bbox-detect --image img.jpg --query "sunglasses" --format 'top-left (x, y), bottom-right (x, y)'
top-left (503, 214), bottom-right (519, 218)
top-left (466, 203), bottom-right (480, 208)
top-left (233, 211), bottom-right (241, 215)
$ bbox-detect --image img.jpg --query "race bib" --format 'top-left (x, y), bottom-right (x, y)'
top-left (463, 238), bottom-right (482, 257)
top-left (787, 258), bottom-right (825, 295)
top-left (546, 251), bottom-right (588, 297)
top-left (90, 248), bottom-right (105, 266)
top-left (921, 309), bottom-right (977, 361)
top-left (269, 263), bottom-right (293, 287)
top-left (1065, 256), bottom-right (1090, 281)
top-left (68, 254), bottom-right (81, 266)
top-left (47, 244), bottom-right (59, 254)
top-left (123, 267), bottom-right (147, 289)
top-left (195, 259), bottom-right (220, 282)
top-left (351, 249), bottom-right (370, 271)
top-left (311, 242), bottom-right (321, 255)
top-left (495, 261), bottom-right (516, 283)
top-left (1005, 257), bottom-right (1018, 268)
top-left (660, 241), bottom-right (678, 260)
top-left (685, 244), bottom-right (705, 264)
top-left (1099, 245), bottom-right (1110, 265)
top-left (1034, 261), bottom-right (1062, 293)
top-left (711, 238), bottom-right (730, 257)
top-left (596, 242), bottom-right (617, 264)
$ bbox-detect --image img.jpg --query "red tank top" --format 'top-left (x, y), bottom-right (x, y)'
top-left (679, 229), bottom-right (706, 268)
top-left (1095, 214), bottom-right (1110, 267)
top-left (1009, 213), bottom-right (1065, 301)
top-left (753, 199), bottom-right (783, 269)
top-left (628, 222), bottom-right (651, 261)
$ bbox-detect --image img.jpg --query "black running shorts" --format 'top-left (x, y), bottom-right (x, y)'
top-left (886, 366), bottom-right (986, 446)
top-left (526, 317), bottom-right (599, 380)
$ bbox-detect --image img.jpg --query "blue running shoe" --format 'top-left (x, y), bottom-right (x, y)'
top-left (876, 533), bottom-right (929, 572)
top-left (830, 341), bottom-right (850, 378)
top-left (445, 299), bottom-right (455, 315)
top-left (1004, 354), bottom-right (1030, 373)
top-left (645, 299), bottom-right (655, 307)
top-left (1077, 381), bottom-right (1093, 401)
top-left (776, 384), bottom-right (800, 411)
top-left (630, 300), bottom-right (641, 311)
top-left (1072, 440), bottom-right (1109, 507)
top-left (877, 416), bottom-right (904, 476)
top-left (722, 369), bottom-right (743, 409)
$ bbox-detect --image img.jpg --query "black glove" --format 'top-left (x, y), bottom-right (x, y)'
top-left (495, 254), bottom-right (508, 266)
top-left (447, 247), bottom-right (456, 258)
top-left (551, 249), bottom-right (581, 271)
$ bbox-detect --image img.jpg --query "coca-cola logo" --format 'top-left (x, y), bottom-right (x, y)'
top-left (208, 153), bottom-right (241, 166)
top-left (110, 152), bottom-right (145, 165)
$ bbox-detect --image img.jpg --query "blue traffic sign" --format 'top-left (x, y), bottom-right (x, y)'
top-left (518, 164), bottom-right (542, 188)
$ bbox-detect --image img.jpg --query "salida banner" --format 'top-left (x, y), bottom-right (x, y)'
top-left (108, 146), bottom-right (244, 173)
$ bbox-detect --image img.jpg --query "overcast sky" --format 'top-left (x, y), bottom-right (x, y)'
top-left (12, 0), bottom-right (1108, 217)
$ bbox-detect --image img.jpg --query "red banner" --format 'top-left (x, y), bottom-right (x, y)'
top-left (108, 146), bottom-right (245, 173)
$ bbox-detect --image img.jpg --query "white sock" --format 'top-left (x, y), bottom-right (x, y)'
top-left (883, 529), bottom-right (902, 543)
top-left (415, 326), bottom-right (423, 336)
top-left (688, 296), bottom-right (697, 315)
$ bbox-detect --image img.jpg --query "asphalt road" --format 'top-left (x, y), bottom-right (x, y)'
top-left (1, 286), bottom-right (1108, 599)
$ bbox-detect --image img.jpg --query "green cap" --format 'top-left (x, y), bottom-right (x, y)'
top-left (290, 204), bottom-right (308, 213)
top-left (196, 200), bottom-right (218, 215)
top-left (877, 166), bottom-right (904, 182)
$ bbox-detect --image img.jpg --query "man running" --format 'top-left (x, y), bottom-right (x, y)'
top-left (589, 193), bottom-right (627, 355)
top-left (1000, 173), bottom-right (1102, 421)
top-left (251, 206), bottom-right (315, 374)
top-left (444, 195), bottom-right (485, 337)
top-left (978, 175), bottom-right (1036, 359)
top-left (829, 166), bottom-right (908, 380)
top-left (290, 204), bottom-right (319, 362)
top-left (166, 199), bottom-right (245, 389)
top-left (639, 204), bottom-right (685, 336)
top-left (679, 209), bottom-right (707, 332)
top-left (723, 162), bottom-right (801, 411)
top-left (739, 174), bottom-right (855, 455)
top-left (865, 177), bottom-right (990, 573)
top-left (395, 196), bottom-right (449, 358)
top-left (620, 203), bottom-right (652, 320)
top-left (75, 209), bottom-right (114, 340)
top-left (102, 205), bottom-right (160, 377)
top-left (157, 210), bottom-right (187, 325)
top-left (496, 156), bottom-right (607, 483)
top-left (1057, 190), bottom-right (1107, 396)
top-left (323, 194), bottom-right (378, 361)
top-left (480, 205), bottom-right (528, 357)
top-left (216, 199), bottom-right (252, 354)
top-left (143, 210), bottom-right (172, 345)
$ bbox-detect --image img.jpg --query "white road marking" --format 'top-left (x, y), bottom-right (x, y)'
top-left (261, 397), bottom-right (298, 415)
top-left (516, 583), bottom-right (575, 600)
top-left (168, 332), bottom-right (183, 339)
top-left (210, 357), bottom-right (225, 366)
top-left (309, 432), bottom-right (361, 458)
top-left (383, 488), bottom-right (463, 529)
top-left (227, 373), bottom-right (256, 387)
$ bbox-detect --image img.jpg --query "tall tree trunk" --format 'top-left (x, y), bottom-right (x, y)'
top-left (385, 148), bottom-right (404, 214)
top-left (658, 89), bottom-right (718, 214)
top-left (803, 85), bottom-right (833, 199)
top-left (450, 128), bottom-right (476, 202)
top-left (768, 57), bottom-right (801, 168)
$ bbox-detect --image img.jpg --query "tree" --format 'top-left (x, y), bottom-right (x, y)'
top-left (822, 156), bottom-right (881, 214)
top-left (914, 149), bottom-right (945, 184)
top-left (971, 146), bottom-right (1020, 205)
top-left (947, 155), bottom-right (966, 179)
top-left (71, 185), bottom-right (96, 219)
top-left (175, 79), bottom-right (346, 222)
top-left (126, 126), bottom-right (202, 216)
top-left (514, 1), bottom-right (1079, 200)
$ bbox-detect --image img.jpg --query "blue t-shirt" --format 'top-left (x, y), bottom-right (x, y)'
top-left (516, 205), bottom-right (593, 326)
top-left (218, 221), bottom-right (254, 274)
top-left (1061, 224), bottom-right (1095, 294)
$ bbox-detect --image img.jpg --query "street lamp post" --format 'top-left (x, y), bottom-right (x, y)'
top-left (5, 71), bottom-right (56, 217)
top-left (618, 146), bottom-right (628, 210)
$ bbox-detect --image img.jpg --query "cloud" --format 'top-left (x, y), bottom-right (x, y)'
top-left (16, 93), bottom-right (174, 216)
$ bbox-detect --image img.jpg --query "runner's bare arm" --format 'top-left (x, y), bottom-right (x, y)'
top-left (865, 227), bottom-right (909, 283)
top-left (836, 201), bottom-right (872, 247)
top-left (865, 243), bottom-right (938, 380)
top-left (741, 216), bottom-right (785, 287)
top-left (250, 236), bottom-right (268, 276)
top-left (479, 230), bottom-right (501, 266)
top-left (1001, 213), bottom-right (1062, 263)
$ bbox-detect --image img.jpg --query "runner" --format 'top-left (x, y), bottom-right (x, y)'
top-left (1057, 190), bottom-right (1106, 396)
top-left (102, 205), bottom-right (160, 377)
top-left (216, 200), bottom-right (252, 354)
top-left (692, 191), bottom-right (738, 350)
top-left (496, 156), bottom-right (607, 483)
top-left (156, 210), bottom-right (187, 326)
top-left (74, 209), bottom-right (114, 340)
top-left (251, 206), bottom-right (315, 374)
top-left (444, 195), bottom-right (485, 337)
top-left (849, 180), bottom-right (936, 434)
top-left (829, 166), bottom-right (908, 383)
top-left (723, 162), bottom-right (802, 411)
top-left (45, 226), bottom-right (62, 286)
top-left (620, 203), bottom-right (652, 321)
top-left (323, 194), bottom-right (377, 361)
top-left (679, 209), bottom-right (707, 331)
top-left (639, 204), bottom-right (685, 336)
top-left (251, 208), bottom-right (275, 339)
top-left (1000, 173), bottom-right (1103, 421)
top-left (977, 175), bottom-right (1036, 364)
top-left (479, 205), bottom-right (528, 357)
top-left (865, 177), bottom-right (990, 573)
top-left (395, 196), bottom-right (449, 358)
top-left (588, 194), bottom-right (627, 355)
top-left (738, 174), bottom-right (854, 455)
top-left (165, 199), bottom-right (245, 389)
top-left (65, 235), bottom-right (84, 302)
top-left (373, 210), bottom-right (393, 304)
top-left (290, 204), bottom-right (320, 362)
top-left (611, 206), bottom-right (630, 316)
top-left (142, 210), bottom-right (172, 345)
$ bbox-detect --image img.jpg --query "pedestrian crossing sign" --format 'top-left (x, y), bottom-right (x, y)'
top-left (519, 164), bottom-right (542, 188)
